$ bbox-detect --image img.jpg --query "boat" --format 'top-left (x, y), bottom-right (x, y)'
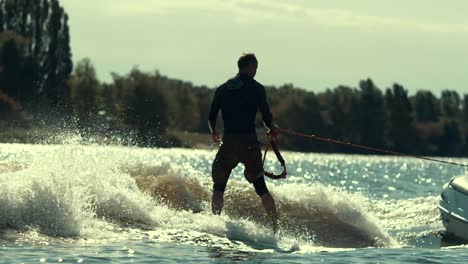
top-left (439, 175), bottom-right (468, 241)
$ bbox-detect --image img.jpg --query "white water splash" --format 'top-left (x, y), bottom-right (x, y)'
top-left (2, 142), bottom-right (440, 252)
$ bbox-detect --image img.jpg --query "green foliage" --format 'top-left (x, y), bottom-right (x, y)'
top-left (414, 90), bottom-right (440, 122)
top-left (327, 86), bottom-right (361, 150)
top-left (464, 94), bottom-right (468, 121)
top-left (0, 31), bottom-right (34, 100)
top-left (438, 121), bottom-right (462, 156)
top-left (110, 68), bottom-right (170, 146)
top-left (124, 68), bottom-right (168, 132)
top-left (69, 58), bottom-right (99, 127)
top-left (441, 90), bottom-right (461, 118)
top-left (193, 86), bottom-right (214, 133)
top-left (358, 79), bottom-right (385, 149)
top-left (385, 84), bottom-right (417, 153)
top-left (0, 0), bottom-right (73, 107)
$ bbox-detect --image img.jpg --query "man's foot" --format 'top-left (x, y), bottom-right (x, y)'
top-left (272, 220), bottom-right (279, 234)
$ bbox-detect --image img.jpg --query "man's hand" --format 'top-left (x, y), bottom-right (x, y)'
top-left (266, 128), bottom-right (278, 143)
top-left (211, 131), bottom-right (221, 143)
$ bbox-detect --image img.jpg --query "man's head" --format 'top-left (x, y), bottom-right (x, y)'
top-left (238, 53), bottom-right (258, 78)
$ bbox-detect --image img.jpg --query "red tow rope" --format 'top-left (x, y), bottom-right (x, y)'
top-left (277, 128), bottom-right (468, 168)
top-left (263, 127), bottom-right (468, 180)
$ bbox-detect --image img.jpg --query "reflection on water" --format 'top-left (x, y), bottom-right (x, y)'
top-left (0, 143), bottom-right (467, 263)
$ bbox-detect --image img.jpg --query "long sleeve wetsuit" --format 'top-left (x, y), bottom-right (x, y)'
top-left (208, 73), bottom-right (273, 134)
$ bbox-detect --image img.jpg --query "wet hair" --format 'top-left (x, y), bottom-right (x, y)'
top-left (237, 53), bottom-right (258, 70)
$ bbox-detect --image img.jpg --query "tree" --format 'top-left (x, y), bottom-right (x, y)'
top-left (164, 79), bottom-right (200, 131)
top-left (123, 68), bottom-right (169, 146)
top-left (437, 121), bottom-right (462, 156)
top-left (0, 34), bottom-right (22, 98)
top-left (297, 92), bottom-right (327, 151)
top-left (385, 83), bottom-right (416, 153)
top-left (0, 31), bottom-right (35, 102)
top-left (0, 0), bottom-right (73, 107)
top-left (440, 90), bottom-right (461, 118)
top-left (414, 90), bottom-right (439, 122)
top-left (193, 86), bottom-right (214, 133)
top-left (328, 85), bottom-right (360, 152)
top-left (358, 79), bottom-right (385, 148)
top-left (69, 58), bottom-right (99, 128)
top-left (464, 94), bottom-right (468, 121)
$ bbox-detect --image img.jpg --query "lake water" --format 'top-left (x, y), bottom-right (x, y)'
top-left (1, 141), bottom-right (468, 263)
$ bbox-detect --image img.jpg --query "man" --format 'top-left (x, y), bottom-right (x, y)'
top-left (208, 53), bottom-right (278, 232)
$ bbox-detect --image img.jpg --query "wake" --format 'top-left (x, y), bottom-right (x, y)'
top-left (1, 143), bottom-right (443, 252)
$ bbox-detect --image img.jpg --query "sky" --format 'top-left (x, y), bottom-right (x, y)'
top-left (61, 0), bottom-right (468, 94)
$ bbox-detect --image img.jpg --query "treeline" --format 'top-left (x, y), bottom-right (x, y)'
top-left (2, 43), bottom-right (468, 155)
top-left (67, 59), bottom-right (204, 146)
top-left (0, 0), bottom-right (467, 156)
top-left (66, 58), bottom-right (467, 156)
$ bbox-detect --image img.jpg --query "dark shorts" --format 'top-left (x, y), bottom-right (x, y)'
top-left (212, 133), bottom-right (269, 195)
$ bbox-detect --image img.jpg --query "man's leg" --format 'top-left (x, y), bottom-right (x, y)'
top-left (242, 137), bottom-right (279, 232)
top-left (261, 192), bottom-right (278, 233)
top-left (253, 177), bottom-right (279, 233)
top-left (212, 142), bottom-right (237, 215)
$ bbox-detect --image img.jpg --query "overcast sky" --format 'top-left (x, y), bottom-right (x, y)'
top-left (61, 0), bottom-right (468, 94)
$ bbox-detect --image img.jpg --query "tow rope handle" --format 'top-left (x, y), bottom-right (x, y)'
top-left (263, 132), bottom-right (287, 180)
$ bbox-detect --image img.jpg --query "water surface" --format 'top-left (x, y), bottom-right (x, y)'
top-left (1, 142), bottom-right (467, 263)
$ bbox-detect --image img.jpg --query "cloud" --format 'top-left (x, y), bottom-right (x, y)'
top-left (232, 0), bottom-right (468, 34)
top-left (61, 0), bottom-right (468, 34)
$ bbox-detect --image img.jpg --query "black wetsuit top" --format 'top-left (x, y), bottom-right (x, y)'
top-left (209, 73), bottom-right (273, 134)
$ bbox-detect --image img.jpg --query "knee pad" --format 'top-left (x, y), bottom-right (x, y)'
top-left (252, 177), bottom-right (269, 196)
top-left (213, 183), bottom-right (227, 193)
